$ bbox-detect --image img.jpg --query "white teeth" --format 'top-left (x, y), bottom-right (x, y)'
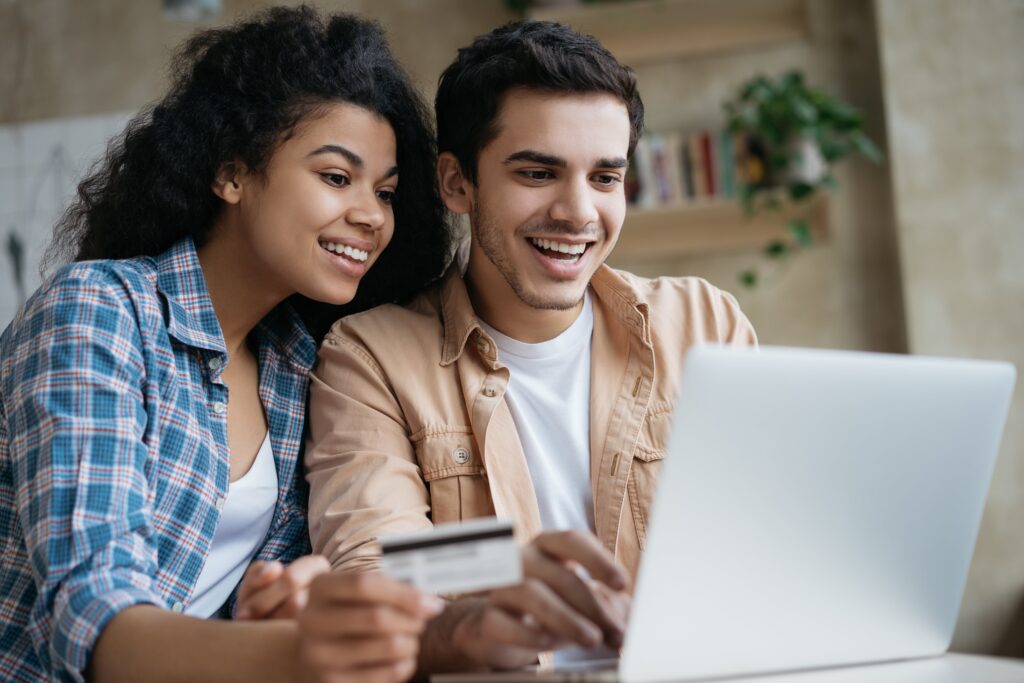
top-left (529, 237), bottom-right (587, 255)
top-left (321, 241), bottom-right (369, 263)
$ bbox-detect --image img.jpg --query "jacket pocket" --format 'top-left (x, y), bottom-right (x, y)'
top-left (628, 407), bottom-right (671, 548)
top-left (414, 431), bottom-right (495, 524)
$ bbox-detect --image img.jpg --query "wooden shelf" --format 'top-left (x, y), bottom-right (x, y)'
top-left (607, 193), bottom-right (828, 265)
top-left (529, 0), bottom-right (809, 66)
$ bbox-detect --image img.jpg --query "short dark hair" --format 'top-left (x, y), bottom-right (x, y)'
top-left (49, 6), bottom-right (452, 340)
top-left (435, 20), bottom-right (644, 184)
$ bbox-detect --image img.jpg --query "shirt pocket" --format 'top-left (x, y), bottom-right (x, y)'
top-left (415, 431), bottom-right (495, 525)
top-left (628, 407), bottom-right (671, 548)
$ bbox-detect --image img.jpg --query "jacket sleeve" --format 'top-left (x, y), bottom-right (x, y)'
top-left (305, 328), bottom-right (432, 573)
top-left (3, 275), bottom-right (163, 682)
top-left (715, 288), bottom-right (759, 347)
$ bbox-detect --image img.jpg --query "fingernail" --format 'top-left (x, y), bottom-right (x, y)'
top-left (421, 594), bottom-right (446, 615)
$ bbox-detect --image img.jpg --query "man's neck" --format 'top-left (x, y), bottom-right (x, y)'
top-left (464, 271), bottom-right (584, 344)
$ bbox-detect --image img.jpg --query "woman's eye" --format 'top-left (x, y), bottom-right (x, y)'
top-left (377, 189), bottom-right (396, 205)
top-left (321, 172), bottom-right (349, 188)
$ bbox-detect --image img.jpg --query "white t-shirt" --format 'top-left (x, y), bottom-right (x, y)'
top-left (481, 293), bottom-right (615, 664)
top-left (186, 431), bottom-right (278, 618)
top-left (478, 291), bottom-right (595, 535)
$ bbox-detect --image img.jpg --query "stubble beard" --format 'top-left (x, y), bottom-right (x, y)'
top-left (470, 202), bottom-right (587, 312)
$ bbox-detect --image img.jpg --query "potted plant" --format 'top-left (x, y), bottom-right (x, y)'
top-left (724, 70), bottom-right (883, 286)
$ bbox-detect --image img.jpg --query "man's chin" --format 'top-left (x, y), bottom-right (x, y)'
top-left (514, 284), bottom-right (587, 312)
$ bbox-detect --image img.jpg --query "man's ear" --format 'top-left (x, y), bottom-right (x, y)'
top-left (212, 161), bottom-right (246, 204)
top-left (437, 152), bottom-right (473, 215)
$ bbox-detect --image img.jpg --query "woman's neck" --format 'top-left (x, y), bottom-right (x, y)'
top-left (196, 219), bottom-right (288, 357)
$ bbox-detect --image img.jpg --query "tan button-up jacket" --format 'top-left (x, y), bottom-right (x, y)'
top-left (306, 265), bottom-right (757, 581)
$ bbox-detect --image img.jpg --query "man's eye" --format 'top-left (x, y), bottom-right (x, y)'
top-left (593, 174), bottom-right (622, 186)
top-left (321, 173), bottom-right (349, 187)
top-left (521, 169), bottom-right (554, 182)
top-left (377, 189), bottom-right (396, 205)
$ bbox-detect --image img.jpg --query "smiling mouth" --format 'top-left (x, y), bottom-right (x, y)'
top-left (320, 240), bottom-right (369, 264)
top-left (527, 237), bottom-right (592, 263)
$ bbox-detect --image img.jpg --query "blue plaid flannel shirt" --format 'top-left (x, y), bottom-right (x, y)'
top-left (0, 238), bottom-right (316, 682)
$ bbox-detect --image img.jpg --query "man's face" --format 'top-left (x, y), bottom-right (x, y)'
top-left (463, 89), bottom-right (631, 312)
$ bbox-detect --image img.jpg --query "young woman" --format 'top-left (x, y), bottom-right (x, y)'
top-left (0, 7), bottom-right (452, 682)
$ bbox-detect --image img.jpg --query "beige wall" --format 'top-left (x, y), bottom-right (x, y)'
top-left (874, 0), bottom-right (1024, 655)
top-left (0, 0), bottom-right (513, 125)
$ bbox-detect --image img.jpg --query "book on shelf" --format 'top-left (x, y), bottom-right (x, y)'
top-left (629, 127), bottom-right (762, 211)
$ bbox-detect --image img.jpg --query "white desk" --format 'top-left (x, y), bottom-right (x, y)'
top-left (717, 654), bottom-right (1024, 683)
top-left (432, 653), bottom-right (1024, 682)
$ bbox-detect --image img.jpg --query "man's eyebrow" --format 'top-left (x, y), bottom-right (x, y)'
top-left (309, 145), bottom-right (399, 179)
top-left (503, 150), bottom-right (629, 171)
top-left (308, 144), bottom-right (363, 168)
top-left (596, 156), bottom-right (629, 169)
top-left (503, 150), bottom-right (567, 168)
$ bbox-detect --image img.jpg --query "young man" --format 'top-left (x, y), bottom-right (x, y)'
top-left (305, 21), bottom-right (757, 672)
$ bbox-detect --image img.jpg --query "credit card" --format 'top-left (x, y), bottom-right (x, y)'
top-left (378, 517), bottom-right (521, 596)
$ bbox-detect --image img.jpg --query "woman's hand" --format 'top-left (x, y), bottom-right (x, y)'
top-left (236, 555), bottom-right (331, 620)
top-left (297, 572), bottom-right (445, 683)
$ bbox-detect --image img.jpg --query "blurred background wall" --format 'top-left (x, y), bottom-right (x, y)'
top-left (1, 0), bottom-right (1021, 657)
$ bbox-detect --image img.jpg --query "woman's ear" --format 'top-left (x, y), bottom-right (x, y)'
top-left (212, 162), bottom-right (246, 204)
top-left (437, 152), bottom-right (473, 215)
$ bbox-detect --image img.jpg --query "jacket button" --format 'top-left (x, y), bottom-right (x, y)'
top-left (482, 386), bottom-right (497, 398)
top-left (452, 447), bottom-right (471, 465)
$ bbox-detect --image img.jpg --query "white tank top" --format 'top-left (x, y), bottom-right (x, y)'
top-left (186, 431), bottom-right (278, 618)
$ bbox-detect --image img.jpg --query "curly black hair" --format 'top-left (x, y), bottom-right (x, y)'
top-left (436, 20), bottom-right (644, 185)
top-left (48, 5), bottom-right (452, 341)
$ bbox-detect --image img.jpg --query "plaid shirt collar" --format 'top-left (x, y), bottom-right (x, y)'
top-left (154, 238), bottom-right (316, 370)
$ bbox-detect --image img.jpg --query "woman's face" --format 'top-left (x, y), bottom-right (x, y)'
top-left (234, 102), bottom-right (398, 306)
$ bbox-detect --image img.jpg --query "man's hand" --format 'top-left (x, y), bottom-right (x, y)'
top-left (236, 555), bottom-right (330, 620)
top-left (297, 572), bottom-right (445, 683)
top-left (449, 530), bottom-right (632, 670)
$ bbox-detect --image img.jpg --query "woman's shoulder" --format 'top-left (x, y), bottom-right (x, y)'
top-left (3, 255), bottom-right (162, 349)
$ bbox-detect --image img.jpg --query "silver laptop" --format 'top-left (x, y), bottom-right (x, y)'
top-left (435, 345), bottom-right (1016, 683)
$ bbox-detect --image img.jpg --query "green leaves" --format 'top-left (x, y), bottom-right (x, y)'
top-left (722, 70), bottom-right (883, 288)
top-left (786, 218), bottom-right (813, 247)
top-left (723, 69), bottom-right (882, 197)
top-left (850, 130), bottom-right (883, 164)
top-left (740, 269), bottom-right (759, 288)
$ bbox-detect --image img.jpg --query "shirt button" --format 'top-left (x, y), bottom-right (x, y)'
top-left (170, 601), bottom-right (184, 613)
top-left (482, 386), bottom-right (497, 398)
top-left (208, 356), bottom-right (224, 372)
top-left (211, 401), bottom-right (228, 416)
top-left (477, 338), bottom-right (491, 355)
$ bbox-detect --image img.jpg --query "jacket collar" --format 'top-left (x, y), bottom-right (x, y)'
top-left (438, 263), bottom-right (651, 366)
